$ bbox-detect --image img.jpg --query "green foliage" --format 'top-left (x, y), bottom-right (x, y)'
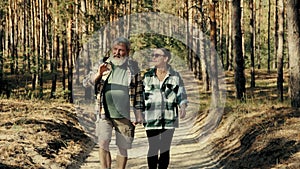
top-left (143, 0), bottom-right (154, 10)
top-left (157, 0), bottom-right (182, 15)
top-left (130, 33), bottom-right (188, 70)
top-left (0, 0), bottom-right (8, 13)
top-left (130, 33), bottom-right (186, 52)
top-left (30, 66), bottom-right (37, 74)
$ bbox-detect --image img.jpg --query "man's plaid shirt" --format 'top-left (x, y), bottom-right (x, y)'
top-left (143, 65), bottom-right (188, 130)
top-left (83, 59), bottom-right (144, 119)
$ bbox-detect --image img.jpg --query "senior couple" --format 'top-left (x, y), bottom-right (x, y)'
top-left (83, 37), bottom-right (188, 169)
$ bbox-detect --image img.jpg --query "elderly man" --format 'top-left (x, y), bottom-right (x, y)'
top-left (83, 37), bottom-right (144, 169)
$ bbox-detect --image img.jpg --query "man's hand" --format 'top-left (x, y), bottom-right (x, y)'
top-left (98, 63), bottom-right (109, 76)
top-left (94, 63), bottom-right (109, 83)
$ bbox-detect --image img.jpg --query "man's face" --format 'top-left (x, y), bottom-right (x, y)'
top-left (111, 43), bottom-right (129, 65)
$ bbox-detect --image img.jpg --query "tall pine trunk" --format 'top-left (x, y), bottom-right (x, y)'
top-left (81, 0), bottom-right (92, 100)
top-left (209, 1), bottom-right (219, 106)
top-left (66, 4), bottom-right (73, 103)
top-left (199, 0), bottom-right (209, 91)
top-left (232, 0), bottom-right (246, 101)
top-left (50, 1), bottom-right (58, 98)
top-left (257, 0), bottom-right (262, 69)
top-left (276, 0), bottom-right (285, 102)
top-left (250, 0), bottom-right (256, 88)
top-left (287, 0), bottom-right (300, 108)
top-left (0, 7), bottom-right (3, 83)
top-left (267, 0), bottom-right (271, 73)
top-left (38, 0), bottom-right (44, 98)
top-left (227, 0), bottom-right (233, 70)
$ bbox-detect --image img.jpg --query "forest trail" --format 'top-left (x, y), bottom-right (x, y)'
top-left (1, 63), bottom-right (299, 169)
top-left (79, 68), bottom-right (214, 169)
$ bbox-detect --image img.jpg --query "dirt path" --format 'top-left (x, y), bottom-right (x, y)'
top-left (80, 68), bottom-right (212, 169)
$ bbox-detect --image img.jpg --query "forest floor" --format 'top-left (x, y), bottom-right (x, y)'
top-left (1, 68), bottom-right (300, 169)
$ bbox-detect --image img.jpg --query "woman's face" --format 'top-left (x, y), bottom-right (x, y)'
top-left (151, 49), bottom-right (168, 67)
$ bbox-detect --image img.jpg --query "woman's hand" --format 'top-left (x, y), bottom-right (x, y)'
top-left (180, 104), bottom-right (187, 119)
top-left (133, 110), bottom-right (144, 126)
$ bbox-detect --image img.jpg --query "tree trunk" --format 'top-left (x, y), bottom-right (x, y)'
top-left (227, 0), bottom-right (233, 70)
top-left (267, 0), bottom-right (271, 73)
top-left (257, 0), bottom-right (262, 69)
top-left (274, 0), bottom-right (279, 70)
top-left (250, 0), bottom-right (256, 88)
top-left (287, 0), bottom-right (300, 108)
top-left (0, 17), bottom-right (3, 83)
top-left (185, 0), bottom-right (191, 68)
top-left (31, 0), bottom-right (37, 91)
top-left (81, 0), bottom-right (92, 100)
top-left (198, 0), bottom-right (209, 91)
top-left (8, 0), bottom-right (15, 74)
top-left (38, 0), bottom-right (44, 98)
top-left (26, 0), bottom-right (31, 72)
top-left (241, 0), bottom-right (245, 68)
top-left (51, 1), bottom-right (58, 99)
top-left (22, 0), bottom-right (27, 72)
top-left (62, 38), bottom-right (66, 95)
top-left (14, 0), bottom-right (19, 74)
top-left (67, 4), bottom-right (73, 103)
top-left (74, 0), bottom-right (80, 85)
top-left (209, 1), bottom-right (220, 106)
top-left (276, 0), bottom-right (284, 102)
top-left (219, 1), bottom-right (225, 68)
top-left (232, 0), bottom-right (246, 101)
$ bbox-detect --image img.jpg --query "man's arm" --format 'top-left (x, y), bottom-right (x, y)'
top-left (132, 72), bottom-right (145, 125)
top-left (83, 62), bottom-right (108, 87)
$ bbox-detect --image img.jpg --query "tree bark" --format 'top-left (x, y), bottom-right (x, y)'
top-left (31, 0), bottom-right (37, 91)
top-left (51, 1), bottom-right (58, 99)
top-left (232, 0), bottom-right (246, 101)
top-left (250, 0), bottom-right (256, 88)
top-left (219, 1), bottom-right (225, 68)
top-left (81, 0), bottom-right (92, 100)
top-left (287, 0), bottom-right (300, 108)
top-left (209, 1), bottom-right (220, 106)
top-left (267, 0), bottom-right (271, 73)
top-left (241, 0), bottom-right (245, 68)
top-left (0, 14), bottom-right (3, 83)
top-left (276, 0), bottom-right (285, 102)
top-left (198, 0), bottom-right (209, 91)
top-left (67, 4), bottom-right (73, 103)
top-left (227, 0), bottom-right (233, 70)
top-left (38, 0), bottom-right (44, 98)
top-left (257, 0), bottom-right (262, 69)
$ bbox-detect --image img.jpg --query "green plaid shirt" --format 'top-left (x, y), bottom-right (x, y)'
top-left (143, 65), bottom-right (188, 130)
top-left (83, 59), bottom-right (144, 119)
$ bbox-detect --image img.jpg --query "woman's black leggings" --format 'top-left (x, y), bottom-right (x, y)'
top-left (146, 129), bottom-right (175, 169)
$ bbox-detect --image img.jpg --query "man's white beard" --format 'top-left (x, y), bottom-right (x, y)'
top-left (111, 56), bottom-right (127, 66)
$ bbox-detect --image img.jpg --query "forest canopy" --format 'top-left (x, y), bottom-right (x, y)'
top-left (0, 0), bottom-right (299, 107)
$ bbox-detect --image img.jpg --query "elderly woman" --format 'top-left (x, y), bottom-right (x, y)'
top-left (143, 48), bottom-right (188, 169)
